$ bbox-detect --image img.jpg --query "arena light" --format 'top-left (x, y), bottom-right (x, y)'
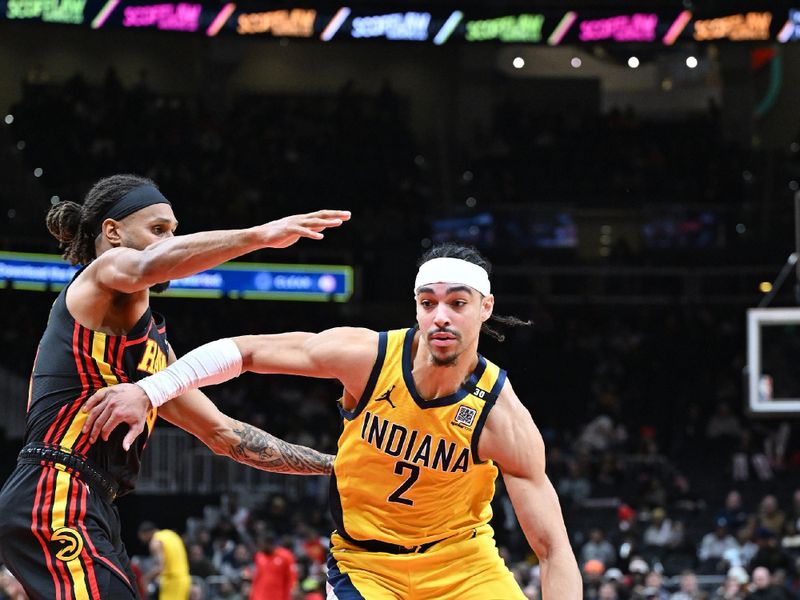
top-left (91, 0), bottom-right (120, 28)
top-left (570, 56), bottom-right (582, 68)
top-left (206, 3), bottom-right (235, 37)
top-left (321, 7), bottom-right (350, 41)
top-left (433, 10), bottom-right (463, 45)
top-left (686, 55), bottom-right (698, 68)
top-left (628, 56), bottom-right (640, 68)
top-left (662, 10), bottom-right (692, 45)
top-left (547, 11), bottom-right (577, 46)
top-left (579, 13), bottom-right (658, 42)
top-left (512, 56), bottom-right (525, 69)
top-left (4, 115), bottom-right (13, 125)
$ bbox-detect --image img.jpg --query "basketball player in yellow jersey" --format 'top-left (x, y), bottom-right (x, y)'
top-left (137, 522), bottom-right (191, 600)
top-left (84, 243), bottom-right (583, 599)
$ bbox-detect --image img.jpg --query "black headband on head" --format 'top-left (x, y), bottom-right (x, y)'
top-left (95, 185), bottom-right (171, 234)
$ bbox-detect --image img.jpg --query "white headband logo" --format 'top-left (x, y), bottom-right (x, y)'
top-left (414, 257), bottom-right (491, 297)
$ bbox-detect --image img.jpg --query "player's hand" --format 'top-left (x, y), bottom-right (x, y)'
top-left (256, 210), bottom-right (351, 248)
top-left (81, 384), bottom-right (151, 451)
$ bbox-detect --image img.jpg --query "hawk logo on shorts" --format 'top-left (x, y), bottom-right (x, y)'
top-left (51, 526), bottom-right (84, 562)
top-left (452, 405), bottom-right (477, 429)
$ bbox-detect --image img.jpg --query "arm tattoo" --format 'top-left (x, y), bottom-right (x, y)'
top-left (228, 421), bottom-right (334, 475)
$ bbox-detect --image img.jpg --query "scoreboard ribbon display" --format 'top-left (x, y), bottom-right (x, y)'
top-left (0, 251), bottom-right (354, 302)
top-left (2, 2), bottom-right (800, 44)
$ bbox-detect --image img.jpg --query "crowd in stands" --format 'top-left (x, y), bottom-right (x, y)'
top-left (1, 69), bottom-right (800, 599)
top-left (1, 66), bottom-right (792, 271)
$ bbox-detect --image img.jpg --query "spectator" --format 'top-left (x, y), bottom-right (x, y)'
top-left (718, 491), bottom-right (749, 535)
top-left (188, 543), bottom-right (217, 579)
top-left (644, 508), bottom-right (683, 550)
top-left (758, 496), bottom-right (786, 537)
top-left (220, 543), bottom-right (252, 583)
top-left (745, 566), bottom-right (788, 600)
top-left (249, 533), bottom-right (297, 600)
top-left (713, 566), bottom-right (749, 599)
top-left (642, 571), bottom-right (670, 600)
top-left (583, 559), bottom-right (606, 598)
top-left (707, 403), bottom-right (742, 441)
top-left (598, 581), bottom-right (620, 600)
top-left (558, 459), bottom-right (592, 507)
top-left (582, 528), bottom-right (618, 568)
top-left (699, 518), bottom-right (741, 574)
top-left (670, 570), bottom-right (701, 600)
top-left (749, 529), bottom-right (794, 575)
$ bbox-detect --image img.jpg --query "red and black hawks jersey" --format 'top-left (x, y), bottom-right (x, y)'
top-left (25, 272), bottom-right (168, 496)
top-left (330, 328), bottom-right (506, 548)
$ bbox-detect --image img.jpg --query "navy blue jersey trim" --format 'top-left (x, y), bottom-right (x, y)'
top-left (471, 368), bottom-right (507, 464)
top-left (338, 331), bottom-right (388, 421)
top-left (402, 328), bottom-right (487, 409)
top-left (328, 468), bottom-right (352, 542)
top-left (326, 553), bottom-right (366, 599)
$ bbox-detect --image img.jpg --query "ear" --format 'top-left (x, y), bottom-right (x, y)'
top-left (101, 218), bottom-right (122, 247)
top-left (480, 293), bottom-right (494, 322)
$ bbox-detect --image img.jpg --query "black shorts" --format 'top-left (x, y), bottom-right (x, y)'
top-left (0, 463), bottom-right (140, 600)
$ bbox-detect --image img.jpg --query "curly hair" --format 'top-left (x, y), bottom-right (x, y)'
top-left (418, 242), bottom-right (531, 342)
top-left (46, 174), bottom-right (156, 265)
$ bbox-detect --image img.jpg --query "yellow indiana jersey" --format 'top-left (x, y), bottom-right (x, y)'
top-left (330, 328), bottom-right (507, 548)
top-left (153, 529), bottom-right (189, 579)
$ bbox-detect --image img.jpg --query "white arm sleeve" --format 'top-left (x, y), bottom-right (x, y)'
top-left (137, 338), bottom-right (243, 408)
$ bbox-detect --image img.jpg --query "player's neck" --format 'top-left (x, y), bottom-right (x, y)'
top-left (411, 336), bottom-right (479, 401)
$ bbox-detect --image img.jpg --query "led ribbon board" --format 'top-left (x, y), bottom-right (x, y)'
top-left (693, 12), bottom-right (772, 41)
top-left (778, 9), bottom-right (800, 42)
top-left (464, 14), bottom-right (546, 42)
top-left (6, 0), bottom-right (90, 23)
top-left (236, 8), bottom-right (316, 37)
top-left (0, 251), bottom-right (353, 302)
top-left (578, 13), bottom-right (659, 42)
top-left (122, 2), bottom-right (201, 30)
top-left (349, 11), bottom-right (431, 41)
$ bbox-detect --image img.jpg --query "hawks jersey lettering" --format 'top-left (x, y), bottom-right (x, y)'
top-left (24, 272), bottom-right (168, 496)
top-left (330, 328), bottom-right (506, 548)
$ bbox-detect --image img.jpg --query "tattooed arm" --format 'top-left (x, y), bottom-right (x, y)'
top-left (227, 420), bottom-right (333, 474)
top-left (158, 389), bottom-right (334, 475)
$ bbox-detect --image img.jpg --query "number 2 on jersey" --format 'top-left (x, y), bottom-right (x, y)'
top-left (388, 461), bottom-right (420, 506)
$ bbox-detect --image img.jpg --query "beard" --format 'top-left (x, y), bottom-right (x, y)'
top-left (430, 352), bottom-right (459, 367)
top-left (427, 327), bottom-right (461, 367)
top-left (149, 281), bottom-right (171, 293)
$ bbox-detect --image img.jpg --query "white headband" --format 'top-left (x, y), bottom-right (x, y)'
top-left (414, 257), bottom-right (491, 297)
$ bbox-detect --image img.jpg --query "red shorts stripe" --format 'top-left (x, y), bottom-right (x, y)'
top-left (30, 468), bottom-right (63, 600)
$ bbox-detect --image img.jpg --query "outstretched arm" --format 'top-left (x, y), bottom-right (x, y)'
top-left (479, 380), bottom-right (582, 599)
top-left (87, 209), bottom-right (350, 294)
top-left (82, 329), bottom-right (377, 449)
top-left (158, 387), bottom-right (333, 475)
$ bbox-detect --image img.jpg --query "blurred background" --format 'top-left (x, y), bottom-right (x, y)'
top-left (2, 0), bottom-right (800, 598)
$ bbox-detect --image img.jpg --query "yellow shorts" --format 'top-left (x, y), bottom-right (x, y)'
top-left (326, 525), bottom-right (525, 600)
top-left (158, 574), bottom-right (191, 600)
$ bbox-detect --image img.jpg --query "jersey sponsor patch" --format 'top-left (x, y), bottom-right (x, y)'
top-left (452, 404), bottom-right (477, 429)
